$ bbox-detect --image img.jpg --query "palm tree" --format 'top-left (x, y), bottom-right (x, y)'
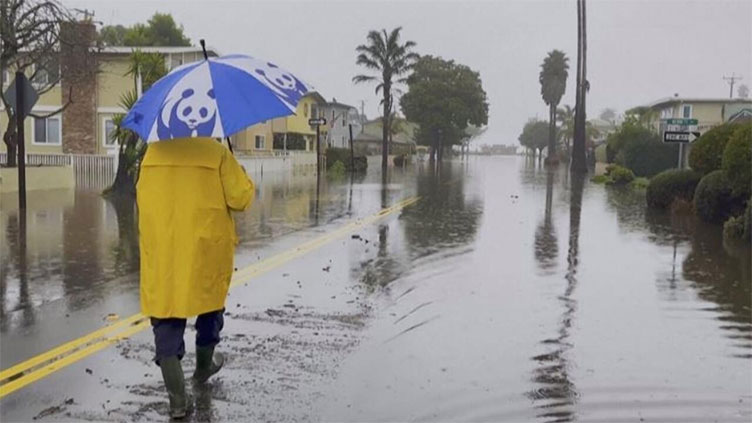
top-left (557, 105), bottom-right (575, 156)
top-left (353, 27), bottom-right (418, 173)
top-left (572, 0), bottom-right (588, 173)
top-left (539, 50), bottom-right (569, 165)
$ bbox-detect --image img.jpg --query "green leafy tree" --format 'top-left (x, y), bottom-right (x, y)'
top-left (400, 55), bottom-right (488, 162)
top-left (99, 13), bottom-right (191, 47)
top-left (519, 119), bottom-right (549, 158)
top-left (98, 24), bottom-right (127, 46)
top-left (539, 50), bottom-right (569, 164)
top-left (557, 104), bottom-right (575, 155)
top-left (353, 27), bottom-right (418, 172)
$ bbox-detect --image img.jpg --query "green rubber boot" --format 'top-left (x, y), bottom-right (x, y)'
top-left (159, 356), bottom-right (188, 419)
top-left (192, 346), bottom-right (224, 383)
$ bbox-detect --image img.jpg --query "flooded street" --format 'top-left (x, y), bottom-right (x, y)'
top-left (1, 157), bottom-right (750, 422)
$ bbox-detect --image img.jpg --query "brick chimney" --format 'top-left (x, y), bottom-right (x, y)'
top-left (59, 21), bottom-right (97, 154)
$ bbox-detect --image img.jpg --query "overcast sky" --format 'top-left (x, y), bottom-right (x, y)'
top-left (63, 0), bottom-right (752, 145)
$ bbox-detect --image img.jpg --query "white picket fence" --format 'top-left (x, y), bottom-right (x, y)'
top-left (1, 152), bottom-right (117, 189)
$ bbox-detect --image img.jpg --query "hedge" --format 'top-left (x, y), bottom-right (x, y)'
top-left (721, 124), bottom-right (752, 198)
top-left (326, 147), bottom-right (367, 172)
top-left (693, 170), bottom-right (745, 223)
top-left (688, 123), bottom-right (739, 175)
top-left (606, 124), bottom-right (677, 177)
top-left (606, 165), bottom-right (635, 185)
top-left (646, 169), bottom-right (702, 209)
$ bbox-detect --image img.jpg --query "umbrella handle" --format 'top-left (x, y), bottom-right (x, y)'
top-left (200, 39), bottom-right (208, 60)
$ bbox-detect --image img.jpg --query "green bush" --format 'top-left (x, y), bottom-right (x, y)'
top-left (607, 123), bottom-right (678, 177)
top-left (721, 124), bottom-right (752, 198)
top-left (646, 169), bottom-right (702, 209)
top-left (693, 170), bottom-right (745, 223)
top-left (326, 147), bottom-right (367, 172)
top-left (631, 177), bottom-right (650, 190)
top-left (591, 174), bottom-right (609, 184)
top-left (723, 215), bottom-right (746, 244)
top-left (606, 165), bottom-right (635, 185)
top-left (688, 123), bottom-right (739, 175)
top-left (328, 160), bottom-right (346, 177)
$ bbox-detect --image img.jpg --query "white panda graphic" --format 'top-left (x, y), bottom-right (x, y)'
top-left (157, 88), bottom-right (217, 139)
top-left (253, 62), bottom-right (308, 109)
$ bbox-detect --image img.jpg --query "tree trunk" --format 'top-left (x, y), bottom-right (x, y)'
top-left (381, 92), bottom-right (390, 175)
top-left (2, 116), bottom-right (18, 167)
top-left (571, 0), bottom-right (588, 173)
top-left (546, 103), bottom-right (558, 165)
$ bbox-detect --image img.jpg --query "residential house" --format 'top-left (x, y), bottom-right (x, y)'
top-left (641, 97), bottom-right (752, 133)
top-left (354, 117), bottom-right (418, 156)
top-left (233, 92), bottom-right (327, 154)
top-left (0, 20), bottom-right (219, 158)
top-left (321, 99), bottom-right (361, 149)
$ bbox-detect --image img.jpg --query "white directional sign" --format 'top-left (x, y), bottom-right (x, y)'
top-left (664, 130), bottom-right (701, 143)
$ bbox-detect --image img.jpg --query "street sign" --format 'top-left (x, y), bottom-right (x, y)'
top-left (308, 117), bottom-right (327, 126)
top-left (664, 131), bottom-right (701, 143)
top-left (665, 118), bottom-right (698, 126)
top-left (3, 74), bottom-right (38, 119)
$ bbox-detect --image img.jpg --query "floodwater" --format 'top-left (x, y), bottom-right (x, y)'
top-left (0, 157), bottom-right (750, 422)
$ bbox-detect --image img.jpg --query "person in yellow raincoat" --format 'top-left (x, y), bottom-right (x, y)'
top-left (137, 137), bottom-right (253, 419)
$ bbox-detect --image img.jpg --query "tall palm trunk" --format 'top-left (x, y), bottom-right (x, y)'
top-left (382, 82), bottom-right (390, 174)
top-left (572, 0), bottom-right (588, 173)
top-left (547, 103), bottom-right (557, 164)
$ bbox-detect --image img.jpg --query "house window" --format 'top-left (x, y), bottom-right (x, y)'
top-left (33, 116), bottom-right (61, 145)
top-left (342, 114), bottom-right (346, 126)
top-left (304, 103), bottom-right (308, 117)
top-left (1, 68), bottom-right (9, 86)
top-left (255, 135), bottom-right (265, 149)
top-left (661, 108), bottom-right (673, 119)
top-left (103, 118), bottom-right (117, 147)
top-left (331, 110), bottom-right (335, 121)
top-left (311, 104), bottom-right (319, 119)
top-left (682, 105), bottom-right (692, 118)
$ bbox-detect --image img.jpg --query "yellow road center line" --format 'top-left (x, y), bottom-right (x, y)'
top-left (0, 196), bottom-right (419, 398)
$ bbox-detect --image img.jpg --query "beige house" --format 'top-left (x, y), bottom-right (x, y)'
top-left (233, 92), bottom-right (326, 155)
top-left (1, 21), bottom-right (218, 158)
top-left (643, 97), bottom-right (752, 133)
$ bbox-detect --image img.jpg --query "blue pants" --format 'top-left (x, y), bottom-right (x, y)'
top-left (151, 309), bottom-right (224, 364)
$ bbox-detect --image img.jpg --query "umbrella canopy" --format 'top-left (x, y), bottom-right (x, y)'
top-left (122, 54), bottom-right (312, 142)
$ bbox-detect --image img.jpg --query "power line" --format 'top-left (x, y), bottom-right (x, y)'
top-left (723, 73), bottom-right (743, 99)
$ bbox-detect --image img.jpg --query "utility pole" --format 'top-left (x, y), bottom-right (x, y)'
top-left (723, 73), bottom-right (742, 99)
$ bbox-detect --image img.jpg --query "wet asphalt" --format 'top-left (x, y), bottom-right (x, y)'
top-left (1, 157), bottom-right (750, 422)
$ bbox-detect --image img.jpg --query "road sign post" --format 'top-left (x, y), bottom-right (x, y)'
top-left (661, 118), bottom-right (700, 169)
top-left (309, 117), bottom-right (327, 174)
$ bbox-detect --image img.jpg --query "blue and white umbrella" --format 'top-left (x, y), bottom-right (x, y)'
top-left (122, 54), bottom-right (312, 142)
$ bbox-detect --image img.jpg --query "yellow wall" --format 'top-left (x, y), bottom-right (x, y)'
top-left (284, 94), bottom-right (321, 135)
top-left (97, 57), bottom-right (133, 108)
top-left (237, 121), bottom-right (273, 153)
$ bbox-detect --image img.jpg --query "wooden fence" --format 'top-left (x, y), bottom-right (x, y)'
top-left (1, 153), bottom-right (116, 189)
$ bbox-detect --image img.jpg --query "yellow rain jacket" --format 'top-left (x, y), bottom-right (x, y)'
top-left (137, 137), bottom-right (254, 318)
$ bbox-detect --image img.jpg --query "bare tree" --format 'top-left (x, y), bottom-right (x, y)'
top-left (0, 0), bottom-right (96, 167)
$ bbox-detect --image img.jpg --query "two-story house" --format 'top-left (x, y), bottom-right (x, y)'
top-left (233, 91), bottom-right (326, 154)
top-left (321, 99), bottom-right (361, 149)
top-left (643, 97), bottom-right (752, 133)
top-left (0, 21), bottom-right (219, 158)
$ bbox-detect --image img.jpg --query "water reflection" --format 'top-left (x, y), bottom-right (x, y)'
top-left (356, 163), bottom-right (484, 290)
top-left (605, 188), bottom-right (752, 359)
top-left (534, 171), bottom-right (559, 274)
top-left (402, 163), bottom-right (483, 259)
top-left (528, 172), bottom-right (585, 423)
